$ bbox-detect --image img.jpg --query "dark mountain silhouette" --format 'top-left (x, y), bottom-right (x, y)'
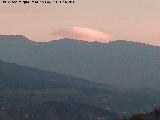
top-left (0, 35), bottom-right (160, 88)
top-left (0, 59), bottom-right (159, 113)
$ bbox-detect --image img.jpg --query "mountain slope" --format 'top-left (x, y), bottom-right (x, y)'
top-left (0, 59), bottom-right (159, 113)
top-left (0, 59), bottom-right (119, 113)
top-left (0, 59), bottom-right (114, 101)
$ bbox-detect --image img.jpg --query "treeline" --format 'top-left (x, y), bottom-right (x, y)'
top-left (118, 107), bottom-right (160, 120)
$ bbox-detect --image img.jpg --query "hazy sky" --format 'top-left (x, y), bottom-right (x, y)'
top-left (0, 0), bottom-right (160, 45)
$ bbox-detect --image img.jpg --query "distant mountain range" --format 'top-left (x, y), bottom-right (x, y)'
top-left (0, 35), bottom-right (160, 89)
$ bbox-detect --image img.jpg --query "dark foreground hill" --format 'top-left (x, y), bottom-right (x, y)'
top-left (0, 35), bottom-right (160, 89)
top-left (0, 99), bottom-right (118, 120)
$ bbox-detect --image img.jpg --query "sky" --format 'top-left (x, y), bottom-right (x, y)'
top-left (0, 0), bottom-right (160, 45)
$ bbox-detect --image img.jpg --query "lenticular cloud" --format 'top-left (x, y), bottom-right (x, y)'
top-left (51, 26), bottom-right (111, 43)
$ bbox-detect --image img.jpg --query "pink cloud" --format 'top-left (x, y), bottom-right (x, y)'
top-left (51, 26), bottom-right (111, 43)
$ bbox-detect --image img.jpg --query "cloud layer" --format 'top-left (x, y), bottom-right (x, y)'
top-left (51, 26), bottom-right (110, 43)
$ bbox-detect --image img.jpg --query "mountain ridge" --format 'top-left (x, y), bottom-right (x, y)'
top-left (1, 35), bottom-right (159, 47)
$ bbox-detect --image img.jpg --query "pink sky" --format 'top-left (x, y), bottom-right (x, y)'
top-left (0, 0), bottom-right (160, 45)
